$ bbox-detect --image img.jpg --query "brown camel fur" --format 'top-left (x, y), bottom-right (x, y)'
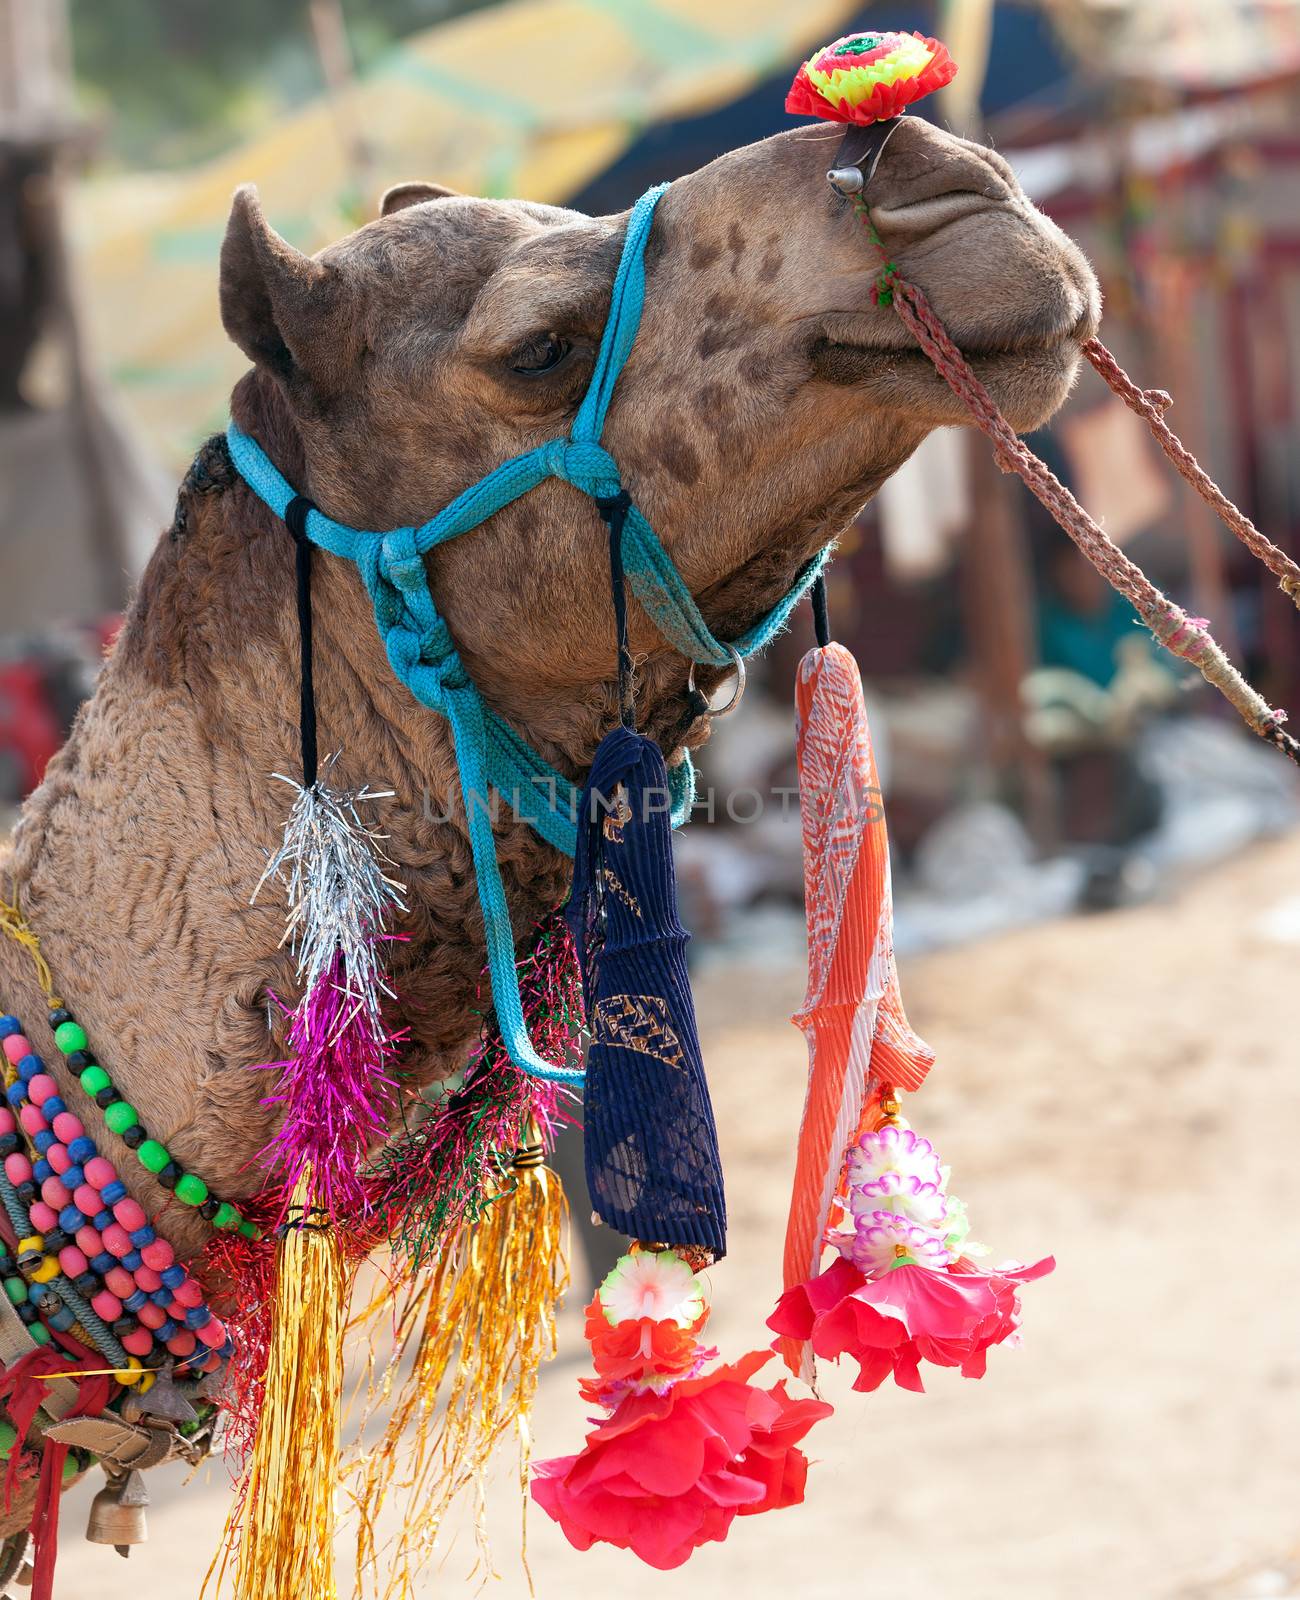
top-left (0, 121), bottom-right (1097, 1292)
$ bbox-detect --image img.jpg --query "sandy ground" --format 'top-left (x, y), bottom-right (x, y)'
top-left (53, 833), bottom-right (1300, 1600)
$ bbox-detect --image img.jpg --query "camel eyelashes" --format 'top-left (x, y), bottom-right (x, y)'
top-left (509, 332), bottom-right (572, 375)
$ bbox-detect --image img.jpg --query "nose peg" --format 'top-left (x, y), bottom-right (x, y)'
top-left (825, 115), bottom-right (909, 199)
top-left (827, 165), bottom-right (864, 196)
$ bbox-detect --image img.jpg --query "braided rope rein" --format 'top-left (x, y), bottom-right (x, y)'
top-left (860, 206), bottom-right (1299, 768)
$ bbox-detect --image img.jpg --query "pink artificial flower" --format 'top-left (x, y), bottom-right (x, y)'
top-left (532, 1350), bottom-right (832, 1570)
top-left (849, 1210), bottom-right (950, 1276)
top-left (846, 1123), bottom-right (943, 1192)
top-left (768, 1253), bottom-right (1054, 1394)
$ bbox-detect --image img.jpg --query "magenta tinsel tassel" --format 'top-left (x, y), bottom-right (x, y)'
top-left (258, 949), bottom-right (403, 1220)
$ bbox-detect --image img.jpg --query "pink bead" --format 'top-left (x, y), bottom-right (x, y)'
top-left (18, 1105), bottom-right (46, 1136)
top-left (47, 1145), bottom-right (70, 1176)
top-left (3, 1154), bottom-right (31, 1185)
top-left (27, 1075), bottom-right (57, 1106)
top-left (101, 1223), bottom-right (131, 1257)
top-left (91, 1291), bottom-right (122, 1321)
top-left (74, 1185), bottom-right (101, 1217)
top-left (165, 1331), bottom-right (197, 1357)
top-left (83, 1157), bottom-right (116, 1190)
top-left (196, 1316), bottom-right (226, 1350)
top-left (140, 1239), bottom-right (173, 1271)
top-left (171, 1278), bottom-right (203, 1308)
top-left (2, 1036), bottom-right (30, 1064)
top-left (121, 1329), bottom-right (153, 1357)
top-left (51, 1112), bottom-right (83, 1144)
top-left (137, 1303), bottom-right (165, 1330)
top-left (197, 1351), bottom-right (222, 1374)
top-left (134, 1267), bottom-right (161, 1293)
top-left (0, 1109), bottom-right (15, 1134)
top-left (29, 1202), bottom-right (58, 1232)
top-left (112, 1198), bottom-right (146, 1232)
top-left (58, 1247), bottom-right (88, 1278)
top-left (75, 1224), bottom-right (101, 1257)
top-left (104, 1266), bottom-right (134, 1298)
top-left (40, 1177), bottom-right (71, 1211)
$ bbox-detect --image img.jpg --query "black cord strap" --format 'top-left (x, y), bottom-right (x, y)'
top-left (596, 490), bottom-right (636, 730)
top-left (810, 573), bottom-right (832, 649)
top-left (284, 494), bottom-right (320, 789)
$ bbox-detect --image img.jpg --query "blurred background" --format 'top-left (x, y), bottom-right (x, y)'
top-left (4, 1), bottom-right (1300, 1597)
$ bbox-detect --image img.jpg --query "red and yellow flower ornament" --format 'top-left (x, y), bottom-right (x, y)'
top-left (533, 1249), bottom-right (832, 1570)
top-left (786, 30), bottom-right (957, 126)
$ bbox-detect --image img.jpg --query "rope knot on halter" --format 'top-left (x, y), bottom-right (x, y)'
top-left (359, 528), bottom-right (471, 709)
top-left (536, 438), bottom-right (622, 500)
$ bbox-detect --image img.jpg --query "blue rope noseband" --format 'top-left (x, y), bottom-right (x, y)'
top-left (228, 183), bottom-right (827, 1082)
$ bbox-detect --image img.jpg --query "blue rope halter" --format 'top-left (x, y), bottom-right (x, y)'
top-left (228, 183), bottom-right (827, 1082)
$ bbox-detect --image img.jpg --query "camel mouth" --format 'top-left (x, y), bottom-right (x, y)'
top-left (806, 306), bottom-right (1096, 389)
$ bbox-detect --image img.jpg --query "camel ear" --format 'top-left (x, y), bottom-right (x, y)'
top-left (379, 180), bottom-right (460, 216)
top-left (219, 184), bottom-right (355, 392)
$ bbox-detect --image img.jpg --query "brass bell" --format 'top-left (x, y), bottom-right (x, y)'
top-left (86, 1469), bottom-right (149, 1557)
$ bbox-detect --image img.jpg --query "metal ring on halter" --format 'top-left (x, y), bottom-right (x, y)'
top-left (687, 646), bottom-right (746, 717)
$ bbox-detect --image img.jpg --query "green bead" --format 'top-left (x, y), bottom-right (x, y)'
top-left (103, 1101), bottom-right (139, 1135)
top-left (28, 1322), bottom-right (49, 1346)
top-left (53, 1021), bottom-right (87, 1055)
top-left (175, 1173), bottom-right (208, 1207)
top-left (79, 1065), bottom-right (110, 1097)
top-left (61, 1451), bottom-right (81, 1483)
top-left (137, 1139), bottom-right (169, 1174)
top-left (3, 1277), bottom-right (27, 1306)
top-left (212, 1202), bottom-right (239, 1230)
top-left (238, 1220), bottom-right (259, 1240)
top-left (0, 1421), bottom-right (15, 1458)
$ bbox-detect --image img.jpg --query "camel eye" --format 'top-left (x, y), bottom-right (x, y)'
top-left (510, 332), bottom-right (570, 374)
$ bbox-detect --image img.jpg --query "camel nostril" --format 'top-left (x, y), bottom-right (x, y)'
top-left (869, 189), bottom-right (1006, 242)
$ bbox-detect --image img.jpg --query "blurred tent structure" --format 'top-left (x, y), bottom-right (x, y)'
top-left (70, 0), bottom-right (863, 467)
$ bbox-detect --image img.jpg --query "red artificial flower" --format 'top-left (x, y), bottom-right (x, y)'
top-left (785, 31), bottom-right (957, 127)
top-left (532, 1350), bottom-right (832, 1570)
top-left (769, 1253), bottom-right (1054, 1393)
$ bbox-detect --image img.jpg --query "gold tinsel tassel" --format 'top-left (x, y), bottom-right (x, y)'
top-left (353, 1125), bottom-right (569, 1596)
top-left (209, 1168), bottom-right (350, 1600)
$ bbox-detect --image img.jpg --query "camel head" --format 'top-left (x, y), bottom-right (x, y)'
top-left (219, 119), bottom-right (1099, 752)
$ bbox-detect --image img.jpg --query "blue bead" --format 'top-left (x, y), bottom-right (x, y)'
top-left (90, 1252), bottom-right (114, 1275)
top-left (100, 1180), bottom-right (126, 1206)
top-left (160, 1266), bottom-right (185, 1290)
top-left (5, 1083), bottom-right (25, 1108)
top-left (123, 1290), bottom-right (147, 1313)
top-left (121, 1250), bottom-right (143, 1272)
top-left (58, 1207), bottom-right (85, 1233)
top-left (68, 1138), bottom-right (96, 1165)
top-left (33, 1286), bottom-right (59, 1310)
top-left (0, 1017), bottom-right (18, 1037)
top-left (217, 1336), bottom-right (235, 1361)
top-left (155, 1318), bottom-right (178, 1341)
top-left (41, 1096), bottom-right (65, 1118)
top-left (17, 1055), bottom-right (43, 1081)
top-left (92, 1210), bottom-right (112, 1231)
top-left (33, 1159), bottom-right (53, 1184)
top-left (32, 1131), bottom-right (54, 1156)
top-left (62, 1166), bottom-right (84, 1189)
top-left (149, 1288), bottom-right (170, 1307)
top-left (129, 1226), bottom-right (155, 1248)
top-left (48, 1306), bottom-right (75, 1332)
top-left (183, 1306), bottom-right (211, 1330)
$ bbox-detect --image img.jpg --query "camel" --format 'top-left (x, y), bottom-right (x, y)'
top-left (0, 118), bottom-right (1098, 1545)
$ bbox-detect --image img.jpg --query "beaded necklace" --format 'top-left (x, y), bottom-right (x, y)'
top-left (0, 899), bottom-right (251, 1385)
